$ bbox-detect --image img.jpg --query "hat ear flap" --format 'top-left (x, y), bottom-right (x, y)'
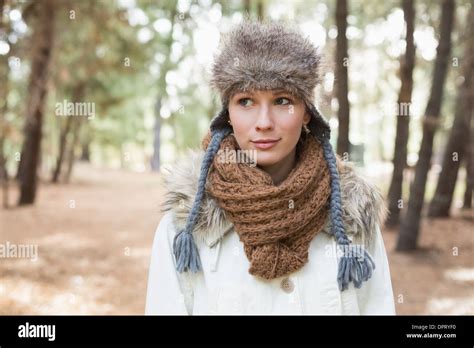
top-left (313, 114), bottom-right (377, 291)
top-left (173, 127), bottom-right (231, 273)
top-left (210, 107), bottom-right (232, 133)
top-left (306, 104), bottom-right (331, 143)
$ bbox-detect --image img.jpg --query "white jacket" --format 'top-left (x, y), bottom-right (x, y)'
top-left (145, 150), bottom-right (396, 315)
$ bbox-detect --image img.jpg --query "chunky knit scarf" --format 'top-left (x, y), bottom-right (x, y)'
top-left (202, 132), bottom-right (331, 280)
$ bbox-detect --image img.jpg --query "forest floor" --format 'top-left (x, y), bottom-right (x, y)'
top-left (0, 162), bottom-right (473, 314)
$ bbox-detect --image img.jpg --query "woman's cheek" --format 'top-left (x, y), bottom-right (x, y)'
top-left (232, 126), bottom-right (252, 150)
top-left (276, 115), bottom-right (304, 142)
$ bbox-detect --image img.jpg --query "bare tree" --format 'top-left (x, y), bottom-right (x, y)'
top-left (0, 0), bottom-right (10, 208)
top-left (397, 0), bottom-right (455, 251)
top-left (387, 0), bottom-right (417, 226)
top-left (256, 0), bottom-right (265, 20)
top-left (428, 6), bottom-right (473, 217)
top-left (335, 0), bottom-right (350, 156)
top-left (151, 1), bottom-right (177, 172)
top-left (64, 116), bottom-right (83, 183)
top-left (51, 83), bottom-right (85, 183)
top-left (243, 0), bottom-right (250, 15)
top-left (18, 0), bottom-right (56, 205)
top-left (463, 115), bottom-right (473, 209)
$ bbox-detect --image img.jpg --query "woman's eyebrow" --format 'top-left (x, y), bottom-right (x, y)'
top-left (232, 90), bottom-right (292, 99)
top-left (272, 89), bottom-right (292, 96)
top-left (233, 92), bottom-right (251, 98)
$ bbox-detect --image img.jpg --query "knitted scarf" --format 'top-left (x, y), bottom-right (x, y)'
top-left (202, 132), bottom-right (331, 280)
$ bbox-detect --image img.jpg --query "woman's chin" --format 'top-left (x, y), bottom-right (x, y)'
top-left (255, 152), bottom-right (283, 167)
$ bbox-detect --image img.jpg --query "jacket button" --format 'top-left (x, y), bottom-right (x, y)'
top-left (280, 277), bottom-right (294, 293)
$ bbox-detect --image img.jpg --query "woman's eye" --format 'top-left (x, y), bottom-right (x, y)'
top-left (238, 98), bottom-right (253, 107)
top-left (276, 97), bottom-right (291, 105)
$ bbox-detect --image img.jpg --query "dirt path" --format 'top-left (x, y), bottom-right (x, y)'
top-left (0, 163), bottom-right (472, 314)
top-left (385, 216), bottom-right (473, 314)
top-left (0, 163), bottom-right (163, 314)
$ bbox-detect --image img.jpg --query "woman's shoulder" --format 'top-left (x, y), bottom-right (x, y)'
top-left (332, 159), bottom-right (388, 248)
top-left (152, 211), bottom-right (175, 248)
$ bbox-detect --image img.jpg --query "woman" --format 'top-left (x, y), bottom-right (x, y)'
top-left (145, 20), bottom-right (396, 315)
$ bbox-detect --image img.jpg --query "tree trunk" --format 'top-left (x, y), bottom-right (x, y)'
top-left (0, 64), bottom-right (9, 209)
top-left (51, 116), bottom-right (73, 182)
top-left (80, 139), bottom-right (91, 162)
top-left (463, 159), bottom-right (473, 210)
top-left (463, 105), bottom-right (473, 209)
top-left (151, 2), bottom-right (177, 172)
top-left (51, 83), bottom-right (84, 183)
top-left (79, 121), bottom-right (91, 162)
top-left (428, 6), bottom-right (473, 217)
top-left (256, 0), bottom-right (264, 20)
top-left (243, 0), bottom-right (250, 15)
top-left (335, 0), bottom-right (350, 157)
top-left (64, 118), bottom-right (82, 183)
top-left (397, 0), bottom-right (455, 251)
top-left (386, 0), bottom-right (416, 227)
top-left (0, 0), bottom-right (10, 209)
top-left (18, 0), bottom-right (55, 205)
top-left (0, 0), bottom-right (4, 28)
top-left (151, 97), bottom-right (162, 171)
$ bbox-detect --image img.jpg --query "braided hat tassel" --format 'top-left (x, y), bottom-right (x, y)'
top-left (320, 137), bottom-right (376, 291)
top-left (172, 127), bottom-right (231, 272)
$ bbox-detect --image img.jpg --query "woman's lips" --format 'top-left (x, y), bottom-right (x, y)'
top-left (251, 139), bottom-right (280, 150)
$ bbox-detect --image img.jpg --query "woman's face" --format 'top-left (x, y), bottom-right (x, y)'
top-left (228, 89), bottom-right (310, 169)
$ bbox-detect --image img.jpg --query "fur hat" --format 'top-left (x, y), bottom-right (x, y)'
top-left (172, 20), bottom-right (376, 292)
top-left (210, 20), bottom-right (321, 107)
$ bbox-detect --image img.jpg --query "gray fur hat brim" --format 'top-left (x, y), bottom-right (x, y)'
top-left (211, 20), bottom-right (322, 106)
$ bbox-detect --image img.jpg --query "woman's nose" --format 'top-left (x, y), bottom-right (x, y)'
top-left (255, 103), bottom-right (274, 131)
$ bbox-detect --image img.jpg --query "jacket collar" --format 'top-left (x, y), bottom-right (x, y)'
top-left (162, 149), bottom-right (387, 249)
